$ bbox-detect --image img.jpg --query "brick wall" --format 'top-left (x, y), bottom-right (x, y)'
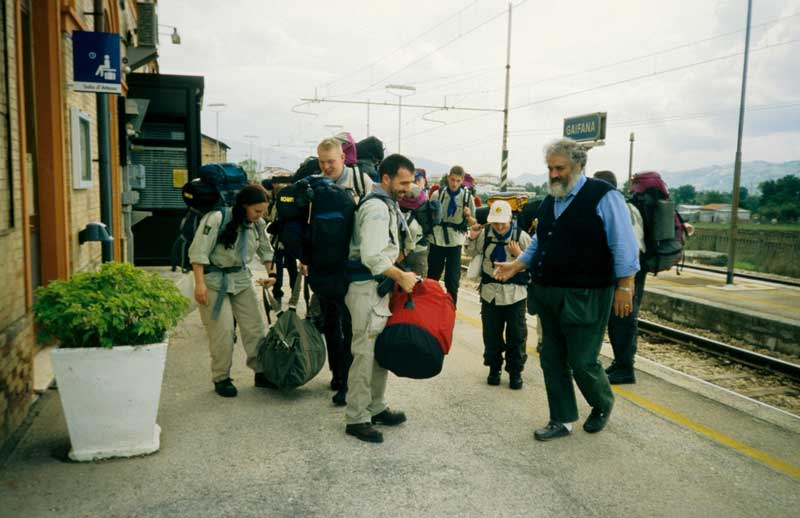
top-left (63, 18), bottom-right (103, 274)
top-left (0, 0), bottom-right (35, 449)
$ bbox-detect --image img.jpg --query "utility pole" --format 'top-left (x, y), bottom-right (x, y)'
top-left (244, 134), bottom-right (259, 176)
top-left (94, 0), bottom-right (113, 261)
top-left (499, 2), bottom-right (512, 191)
top-left (726, 0), bottom-right (753, 285)
top-left (386, 84), bottom-right (416, 153)
top-left (208, 103), bottom-right (226, 162)
top-left (627, 132), bottom-right (635, 190)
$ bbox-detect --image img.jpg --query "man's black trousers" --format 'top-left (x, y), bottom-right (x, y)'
top-left (427, 244), bottom-right (462, 306)
top-left (317, 294), bottom-right (353, 389)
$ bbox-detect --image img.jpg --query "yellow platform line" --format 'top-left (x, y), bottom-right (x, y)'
top-left (455, 310), bottom-right (800, 479)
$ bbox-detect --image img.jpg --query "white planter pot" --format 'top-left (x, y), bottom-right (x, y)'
top-left (50, 341), bottom-right (168, 462)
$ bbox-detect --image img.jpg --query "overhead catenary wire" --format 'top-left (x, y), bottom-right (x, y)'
top-left (319, 0), bottom-right (482, 94)
top-left (330, 0), bottom-right (531, 100)
top-left (444, 11), bottom-right (800, 100)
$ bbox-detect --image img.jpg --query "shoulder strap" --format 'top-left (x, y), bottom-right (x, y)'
top-left (481, 226), bottom-right (492, 255)
top-left (351, 165), bottom-right (365, 198)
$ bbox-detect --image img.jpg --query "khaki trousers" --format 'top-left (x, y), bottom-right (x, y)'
top-left (198, 284), bottom-right (265, 382)
top-left (344, 280), bottom-right (391, 425)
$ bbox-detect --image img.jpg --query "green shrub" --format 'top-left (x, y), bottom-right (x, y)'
top-left (33, 262), bottom-right (188, 348)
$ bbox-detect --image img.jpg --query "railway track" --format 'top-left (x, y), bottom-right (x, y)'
top-left (680, 263), bottom-right (800, 288)
top-left (638, 319), bottom-right (800, 382)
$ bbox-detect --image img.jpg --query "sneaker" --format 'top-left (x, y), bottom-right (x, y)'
top-left (583, 405), bottom-right (613, 433)
top-left (509, 372), bottom-right (523, 390)
top-left (214, 378), bottom-right (238, 398)
top-left (487, 368), bottom-right (501, 386)
top-left (332, 389), bottom-right (347, 407)
top-left (371, 408), bottom-right (407, 426)
top-left (534, 421), bottom-right (570, 441)
top-left (345, 423), bottom-right (384, 443)
top-left (254, 372), bottom-right (278, 389)
top-left (608, 369), bottom-right (636, 385)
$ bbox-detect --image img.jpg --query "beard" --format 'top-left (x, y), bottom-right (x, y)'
top-left (547, 171), bottom-right (581, 198)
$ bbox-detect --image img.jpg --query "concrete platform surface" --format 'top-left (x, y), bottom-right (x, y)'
top-left (645, 269), bottom-right (800, 323)
top-left (1, 279), bottom-right (798, 518)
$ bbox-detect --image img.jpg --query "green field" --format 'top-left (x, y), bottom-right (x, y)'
top-left (692, 222), bottom-right (800, 232)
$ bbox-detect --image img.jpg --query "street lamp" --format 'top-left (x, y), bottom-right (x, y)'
top-left (385, 84), bottom-right (416, 153)
top-left (158, 24), bottom-right (182, 44)
top-left (207, 102), bottom-right (226, 162)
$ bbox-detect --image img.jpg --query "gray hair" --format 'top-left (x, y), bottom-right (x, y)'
top-left (543, 138), bottom-right (587, 170)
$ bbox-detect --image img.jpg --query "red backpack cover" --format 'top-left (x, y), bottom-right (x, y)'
top-left (375, 279), bottom-right (456, 379)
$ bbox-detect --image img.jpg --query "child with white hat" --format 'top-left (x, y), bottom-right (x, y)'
top-left (464, 200), bottom-right (532, 389)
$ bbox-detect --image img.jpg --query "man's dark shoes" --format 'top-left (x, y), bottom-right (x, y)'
top-left (534, 421), bottom-right (570, 441)
top-left (345, 423), bottom-right (384, 443)
top-left (509, 372), bottom-right (523, 390)
top-left (371, 408), bottom-right (407, 426)
top-left (332, 389), bottom-right (347, 407)
top-left (608, 369), bottom-right (636, 385)
top-left (583, 405), bottom-right (613, 433)
top-left (214, 378), bottom-right (238, 398)
top-left (254, 372), bottom-right (278, 389)
top-left (487, 368), bottom-right (501, 386)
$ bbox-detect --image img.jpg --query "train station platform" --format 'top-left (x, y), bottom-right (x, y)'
top-left (1, 273), bottom-right (798, 517)
top-left (642, 268), bottom-right (800, 355)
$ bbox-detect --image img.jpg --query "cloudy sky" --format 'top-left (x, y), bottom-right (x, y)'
top-left (157, 0), bottom-right (800, 179)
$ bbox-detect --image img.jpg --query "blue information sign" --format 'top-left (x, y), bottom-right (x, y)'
top-left (563, 112), bottom-right (607, 142)
top-left (72, 31), bottom-right (122, 94)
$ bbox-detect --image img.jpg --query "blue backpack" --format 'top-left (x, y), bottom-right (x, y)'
top-left (171, 163), bottom-right (249, 272)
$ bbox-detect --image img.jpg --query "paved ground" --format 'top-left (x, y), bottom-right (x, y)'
top-left (1, 275), bottom-right (799, 518)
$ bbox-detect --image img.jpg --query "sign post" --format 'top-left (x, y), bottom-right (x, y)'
top-left (72, 31), bottom-right (122, 94)
top-left (563, 112), bottom-right (607, 143)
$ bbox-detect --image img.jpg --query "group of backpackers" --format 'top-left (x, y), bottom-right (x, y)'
top-left (181, 134), bottom-right (690, 444)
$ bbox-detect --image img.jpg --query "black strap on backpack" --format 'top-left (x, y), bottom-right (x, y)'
top-left (350, 165), bottom-right (367, 199)
top-left (480, 224), bottom-right (528, 287)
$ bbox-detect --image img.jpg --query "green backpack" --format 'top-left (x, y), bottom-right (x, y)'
top-left (257, 278), bottom-right (326, 389)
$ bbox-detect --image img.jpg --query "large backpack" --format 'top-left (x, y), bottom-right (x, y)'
top-left (356, 136), bottom-right (384, 164)
top-left (374, 279), bottom-right (456, 379)
top-left (273, 176), bottom-right (357, 298)
top-left (411, 199), bottom-right (442, 236)
top-left (170, 163), bottom-right (249, 272)
top-left (630, 171), bottom-right (685, 274)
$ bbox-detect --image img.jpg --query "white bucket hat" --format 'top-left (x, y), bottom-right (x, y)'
top-left (487, 200), bottom-right (513, 223)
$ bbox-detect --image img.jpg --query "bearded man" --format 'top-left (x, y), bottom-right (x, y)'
top-left (493, 138), bottom-right (639, 442)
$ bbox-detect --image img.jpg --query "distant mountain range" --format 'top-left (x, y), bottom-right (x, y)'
top-left (509, 161), bottom-right (800, 192)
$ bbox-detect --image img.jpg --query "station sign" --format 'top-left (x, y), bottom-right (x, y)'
top-left (563, 112), bottom-right (607, 142)
top-left (72, 31), bottom-right (122, 94)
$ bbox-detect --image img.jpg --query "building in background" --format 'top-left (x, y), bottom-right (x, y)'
top-left (201, 133), bottom-right (230, 164)
top-left (0, 0), bottom-right (163, 453)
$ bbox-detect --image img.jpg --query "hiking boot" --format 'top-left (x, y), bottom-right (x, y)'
top-left (345, 423), bottom-right (384, 443)
top-left (608, 369), bottom-right (636, 385)
top-left (214, 378), bottom-right (238, 398)
top-left (332, 389), bottom-right (347, 407)
top-left (534, 421), bottom-right (570, 441)
top-left (509, 372), bottom-right (523, 390)
top-left (583, 405), bottom-right (613, 434)
top-left (254, 372), bottom-right (278, 389)
top-left (487, 368), bottom-right (501, 386)
top-left (371, 408), bottom-right (407, 426)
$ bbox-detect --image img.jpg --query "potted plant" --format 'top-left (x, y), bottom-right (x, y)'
top-left (33, 262), bottom-right (188, 461)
